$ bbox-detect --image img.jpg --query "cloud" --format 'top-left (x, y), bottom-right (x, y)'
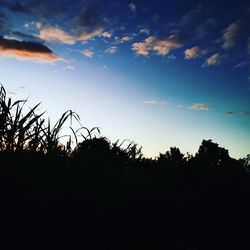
top-left (189, 103), bottom-right (209, 111)
top-left (102, 31), bottom-right (112, 38)
top-left (153, 35), bottom-right (183, 56)
top-left (105, 46), bottom-right (118, 54)
top-left (0, 8), bottom-right (10, 35)
top-left (132, 36), bottom-right (156, 56)
top-left (82, 49), bottom-right (94, 58)
top-left (203, 53), bottom-right (222, 67)
top-left (39, 26), bottom-right (104, 44)
top-left (128, 3), bottom-right (136, 14)
top-left (222, 20), bottom-right (243, 49)
top-left (132, 34), bottom-right (183, 57)
top-left (184, 46), bottom-right (201, 59)
top-left (140, 28), bottom-right (150, 35)
top-left (143, 100), bottom-right (168, 105)
top-left (8, 2), bottom-right (31, 14)
top-left (121, 36), bottom-right (132, 42)
top-left (233, 60), bottom-right (249, 69)
top-left (39, 27), bottom-right (76, 45)
top-left (167, 54), bottom-right (176, 60)
top-left (71, 3), bottom-right (106, 35)
top-left (67, 65), bottom-right (74, 70)
top-left (0, 36), bottom-right (61, 63)
top-left (224, 112), bottom-right (235, 116)
top-left (144, 100), bottom-right (158, 105)
top-left (144, 100), bottom-right (168, 105)
top-left (78, 28), bottom-right (104, 41)
top-left (240, 112), bottom-right (250, 116)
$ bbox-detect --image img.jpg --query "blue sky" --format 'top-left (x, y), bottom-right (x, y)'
top-left (0, 0), bottom-right (250, 158)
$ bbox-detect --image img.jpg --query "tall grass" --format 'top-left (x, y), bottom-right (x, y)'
top-left (0, 84), bottom-right (99, 155)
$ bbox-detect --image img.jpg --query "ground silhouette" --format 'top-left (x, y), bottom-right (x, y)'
top-left (1, 83), bottom-right (250, 249)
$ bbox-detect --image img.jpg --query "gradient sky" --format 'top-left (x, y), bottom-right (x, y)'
top-left (0, 0), bottom-right (250, 158)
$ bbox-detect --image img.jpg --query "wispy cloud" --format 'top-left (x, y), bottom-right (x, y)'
top-left (67, 65), bottom-right (75, 70)
top-left (105, 46), bottom-right (118, 54)
top-left (0, 36), bottom-right (61, 63)
top-left (184, 46), bottom-right (202, 59)
top-left (132, 34), bottom-right (183, 57)
top-left (39, 26), bottom-right (104, 44)
top-left (144, 100), bottom-right (168, 105)
top-left (39, 27), bottom-right (77, 45)
top-left (189, 103), bottom-right (209, 111)
top-left (222, 20), bottom-right (243, 49)
top-left (176, 104), bottom-right (183, 108)
top-left (121, 35), bottom-right (132, 42)
top-left (140, 28), bottom-right (150, 35)
top-left (128, 3), bottom-right (136, 14)
top-left (224, 111), bottom-right (235, 116)
top-left (102, 31), bottom-right (112, 38)
top-left (203, 53), bottom-right (222, 67)
top-left (82, 49), bottom-right (94, 58)
top-left (240, 112), bottom-right (250, 116)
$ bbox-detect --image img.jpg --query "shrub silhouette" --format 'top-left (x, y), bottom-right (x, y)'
top-left (1, 83), bottom-right (250, 248)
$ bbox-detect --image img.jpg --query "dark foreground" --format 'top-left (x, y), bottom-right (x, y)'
top-left (1, 147), bottom-right (250, 249)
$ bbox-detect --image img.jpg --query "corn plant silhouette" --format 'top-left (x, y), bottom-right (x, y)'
top-left (0, 83), bottom-right (99, 155)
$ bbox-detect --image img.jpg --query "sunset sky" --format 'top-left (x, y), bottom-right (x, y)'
top-left (0, 0), bottom-right (250, 158)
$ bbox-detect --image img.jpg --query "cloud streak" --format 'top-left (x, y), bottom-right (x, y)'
top-left (203, 53), bottom-right (222, 67)
top-left (0, 36), bottom-right (61, 63)
top-left (82, 49), bottom-right (94, 58)
top-left (222, 20), bottom-right (243, 49)
top-left (144, 100), bottom-right (168, 105)
top-left (189, 103), bottom-right (209, 111)
top-left (39, 26), bottom-right (105, 45)
top-left (132, 35), bottom-right (183, 56)
top-left (105, 46), bottom-right (118, 54)
top-left (128, 3), bottom-right (136, 14)
top-left (184, 46), bottom-right (201, 59)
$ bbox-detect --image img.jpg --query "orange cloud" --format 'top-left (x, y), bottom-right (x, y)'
top-left (121, 36), bottom-right (132, 42)
top-left (82, 49), bottom-right (94, 58)
top-left (39, 26), bottom-right (104, 44)
top-left (79, 28), bottom-right (104, 41)
top-left (184, 46), bottom-right (200, 59)
top-left (189, 103), bottom-right (209, 111)
top-left (132, 35), bottom-right (183, 56)
top-left (39, 27), bottom-right (77, 44)
top-left (102, 31), bottom-right (112, 38)
top-left (131, 36), bottom-right (156, 56)
top-left (0, 36), bottom-right (61, 63)
top-left (153, 35), bottom-right (183, 56)
top-left (203, 53), bottom-right (222, 67)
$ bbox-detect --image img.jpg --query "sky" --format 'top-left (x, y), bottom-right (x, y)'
top-left (0, 0), bottom-right (250, 159)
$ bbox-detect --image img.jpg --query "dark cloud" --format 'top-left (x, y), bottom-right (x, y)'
top-left (4, 0), bottom-right (68, 23)
top-left (0, 36), bottom-right (61, 62)
top-left (222, 20), bottom-right (245, 49)
top-left (169, 4), bottom-right (216, 43)
top-left (11, 31), bottom-right (42, 42)
top-left (224, 112), bottom-right (235, 116)
top-left (8, 2), bottom-right (31, 14)
top-left (0, 36), bottom-right (52, 53)
top-left (72, 3), bottom-right (107, 34)
top-left (0, 8), bottom-right (10, 36)
top-left (240, 112), bottom-right (250, 116)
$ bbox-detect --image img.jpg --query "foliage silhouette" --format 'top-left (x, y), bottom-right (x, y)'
top-left (1, 83), bottom-right (250, 248)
